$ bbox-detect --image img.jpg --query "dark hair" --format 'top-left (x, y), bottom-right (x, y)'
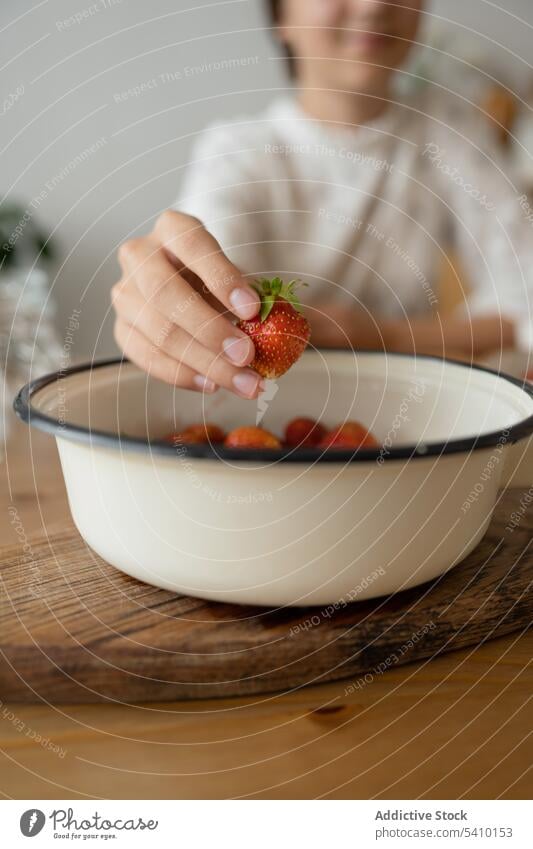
top-left (266, 0), bottom-right (296, 77)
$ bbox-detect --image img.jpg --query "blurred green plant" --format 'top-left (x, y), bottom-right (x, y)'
top-left (0, 202), bottom-right (54, 270)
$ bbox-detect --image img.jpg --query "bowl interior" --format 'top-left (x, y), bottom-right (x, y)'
top-left (27, 351), bottom-right (533, 448)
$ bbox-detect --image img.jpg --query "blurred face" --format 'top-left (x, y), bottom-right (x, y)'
top-left (277, 0), bottom-right (423, 95)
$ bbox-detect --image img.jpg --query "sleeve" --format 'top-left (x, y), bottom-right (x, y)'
top-left (438, 114), bottom-right (533, 352)
top-left (174, 123), bottom-right (269, 276)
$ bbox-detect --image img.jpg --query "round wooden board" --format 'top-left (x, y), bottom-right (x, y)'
top-left (0, 489), bottom-right (531, 704)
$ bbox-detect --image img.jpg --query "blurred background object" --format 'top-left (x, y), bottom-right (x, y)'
top-left (482, 84), bottom-right (518, 148)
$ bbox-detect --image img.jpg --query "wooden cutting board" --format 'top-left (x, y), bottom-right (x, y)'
top-left (0, 489), bottom-right (531, 704)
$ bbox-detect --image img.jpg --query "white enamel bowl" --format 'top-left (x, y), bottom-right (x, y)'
top-left (15, 351), bottom-right (533, 607)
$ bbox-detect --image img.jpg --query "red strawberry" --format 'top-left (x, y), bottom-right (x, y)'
top-left (237, 277), bottom-right (310, 379)
top-left (285, 417), bottom-right (326, 447)
top-left (164, 423), bottom-right (225, 444)
top-left (319, 421), bottom-right (379, 450)
top-left (224, 426), bottom-right (281, 449)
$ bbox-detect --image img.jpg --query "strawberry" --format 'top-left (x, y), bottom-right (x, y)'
top-left (224, 426), bottom-right (281, 449)
top-left (237, 277), bottom-right (310, 379)
top-left (164, 423), bottom-right (225, 444)
top-left (319, 421), bottom-right (379, 450)
top-left (284, 417), bottom-right (326, 447)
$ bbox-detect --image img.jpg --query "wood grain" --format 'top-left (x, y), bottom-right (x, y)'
top-left (1, 489), bottom-right (530, 703)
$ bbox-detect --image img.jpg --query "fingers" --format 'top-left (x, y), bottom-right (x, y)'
top-left (154, 210), bottom-right (260, 320)
top-left (112, 282), bottom-right (264, 398)
top-left (114, 318), bottom-right (218, 392)
top-left (118, 236), bottom-right (255, 366)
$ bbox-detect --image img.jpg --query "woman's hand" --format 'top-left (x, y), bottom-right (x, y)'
top-left (111, 211), bottom-right (264, 398)
top-left (387, 314), bottom-right (516, 360)
top-left (308, 302), bottom-right (516, 361)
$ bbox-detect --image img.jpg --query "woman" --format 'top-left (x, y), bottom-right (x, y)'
top-left (112, 0), bottom-right (532, 399)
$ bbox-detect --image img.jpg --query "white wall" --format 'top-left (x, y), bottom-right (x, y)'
top-left (2, 0), bottom-right (533, 358)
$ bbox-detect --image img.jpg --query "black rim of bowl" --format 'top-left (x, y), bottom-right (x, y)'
top-left (13, 351), bottom-right (533, 463)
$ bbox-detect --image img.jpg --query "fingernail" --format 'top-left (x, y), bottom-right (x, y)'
top-left (223, 336), bottom-right (253, 366)
top-left (229, 287), bottom-right (260, 320)
top-left (193, 375), bottom-right (217, 393)
top-left (232, 370), bottom-right (261, 398)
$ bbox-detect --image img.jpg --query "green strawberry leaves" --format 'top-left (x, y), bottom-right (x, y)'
top-left (252, 277), bottom-right (307, 322)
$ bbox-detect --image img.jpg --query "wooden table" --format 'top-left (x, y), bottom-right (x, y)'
top-left (0, 420), bottom-right (531, 800)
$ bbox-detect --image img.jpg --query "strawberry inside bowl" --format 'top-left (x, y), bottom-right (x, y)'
top-left (14, 350), bottom-right (533, 606)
